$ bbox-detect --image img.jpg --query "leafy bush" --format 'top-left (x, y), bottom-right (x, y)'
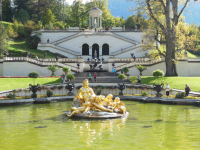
top-left (175, 92), bottom-right (186, 98)
top-left (28, 71), bottom-right (39, 78)
top-left (122, 67), bottom-right (129, 74)
top-left (26, 35), bottom-right (41, 49)
top-left (6, 93), bottom-right (16, 99)
top-left (152, 69), bottom-right (164, 77)
top-left (67, 74), bottom-right (75, 81)
top-left (117, 74), bottom-right (127, 80)
top-left (28, 71), bottom-right (39, 85)
top-left (141, 91), bottom-right (148, 96)
top-left (46, 88), bottom-right (53, 97)
top-left (62, 67), bottom-right (71, 74)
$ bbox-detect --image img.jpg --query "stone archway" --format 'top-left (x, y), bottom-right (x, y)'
top-left (92, 44), bottom-right (99, 58)
top-left (82, 44), bottom-right (89, 55)
top-left (102, 43), bottom-right (109, 55)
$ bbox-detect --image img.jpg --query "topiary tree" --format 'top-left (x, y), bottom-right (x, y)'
top-left (117, 74), bottom-right (127, 82)
top-left (28, 71), bottom-right (39, 85)
top-left (67, 74), bottom-right (75, 82)
top-left (122, 67), bottom-right (129, 74)
top-left (17, 9), bottom-right (30, 24)
top-left (47, 65), bottom-right (60, 76)
top-left (152, 69), bottom-right (164, 84)
top-left (136, 65), bottom-right (148, 75)
top-left (63, 67), bottom-right (71, 74)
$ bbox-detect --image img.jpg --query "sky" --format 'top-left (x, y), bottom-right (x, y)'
top-left (67, 0), bottom-right (200, 25)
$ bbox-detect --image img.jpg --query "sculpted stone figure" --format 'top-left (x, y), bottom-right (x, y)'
top-left (101, 94), bottom-right (114, 107)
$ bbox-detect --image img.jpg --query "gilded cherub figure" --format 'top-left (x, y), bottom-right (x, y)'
top-left (101, 94), bottom-right (114, 107)
top-left (113, 97), bottom-right (126, 114)
top-left (67, 102), bottom-right (91, 117)
top-left (93, 96), bottom-right (113, 113)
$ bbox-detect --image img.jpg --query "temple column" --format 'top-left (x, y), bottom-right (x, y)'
top-left (92, 14), bottom-right (94, 27)
top-left (97, 14), bottom-right (99, 27)
top-left (100, 16), bottom-right (102, 28)
top-left (89, 15), bottom-right (91, 27)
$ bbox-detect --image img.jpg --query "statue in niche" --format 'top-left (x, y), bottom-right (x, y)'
top-left (94, 50), bottom-right (97, 58)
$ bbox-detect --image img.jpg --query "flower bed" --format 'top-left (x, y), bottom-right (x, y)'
top-left (0, 76), bottom-right (61, 78)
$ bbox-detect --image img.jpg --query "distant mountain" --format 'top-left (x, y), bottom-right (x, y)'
top-left (107, 0), bottom-right (200, 25)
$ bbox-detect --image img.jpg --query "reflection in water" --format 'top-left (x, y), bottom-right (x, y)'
top-left (71, 117), bottom-right (127, 146)
top-left (1, 101), bottom-right (200, 149)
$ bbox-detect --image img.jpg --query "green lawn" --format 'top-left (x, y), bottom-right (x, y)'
top-left (8, 41), bottom-right (56, 58)
top-left (0, 78), bottom-right (62, 92)
top-left (130, 76), bottom-right (200, 92)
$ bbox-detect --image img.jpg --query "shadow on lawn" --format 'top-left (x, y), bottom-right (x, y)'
top-left (42, 78), bottom-right (62, 85)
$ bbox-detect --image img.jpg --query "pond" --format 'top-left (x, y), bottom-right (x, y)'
top-left (0, 101), bottom-right (200, 150)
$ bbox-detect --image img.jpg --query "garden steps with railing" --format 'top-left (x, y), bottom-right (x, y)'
top-left (112, 33), bottom-right (140, 45)
top-left (4, 57), bottom-right (78, 73)
top-left (51, 33), bottom-right (80, 45)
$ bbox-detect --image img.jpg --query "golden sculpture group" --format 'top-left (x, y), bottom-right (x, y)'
top-left (67, 79), bottom-right (127, 118)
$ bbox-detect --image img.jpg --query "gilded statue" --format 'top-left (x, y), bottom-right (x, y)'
top-left (67, 79), bottom-right (127, 118)
top-left (113, 97), bottom-right (126, 114)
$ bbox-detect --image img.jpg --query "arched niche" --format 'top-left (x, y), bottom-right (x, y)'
top-left (102, 43), bottom-right (109, 55)
top-left (92, 44), bottom-right (99, 58)
top-left (82, 44), bottom-right (89, 55)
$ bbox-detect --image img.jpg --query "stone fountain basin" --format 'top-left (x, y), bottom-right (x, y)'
top-left (65, 110), bottom-right (129, 119)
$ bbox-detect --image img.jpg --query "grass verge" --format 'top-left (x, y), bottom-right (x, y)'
top-left (8, 41), bottom-right (56, 58)
top-left (0, 78), bottom-right (62, 92)
top-left (130, 76), bottom-right (200, 92)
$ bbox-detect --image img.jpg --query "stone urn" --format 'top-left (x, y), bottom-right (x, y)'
top-left (118, 83), bottom-right (126, 95)
top-left (153, 83), bottom-right (164, 97)
top-left (29, 84), bottom-right (40, 98)
top-left (66, 83), bottom-right (74, 96)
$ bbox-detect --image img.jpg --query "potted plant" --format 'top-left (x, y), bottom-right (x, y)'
top-left (54, 26), bottom-right (57, 29)
top-left (87, 26), bottom-right (89, 29)
top-left (46, 88), bottom-right (53, 97)
top-left (136, 65), bottom-right (147, 76)
top-left (42, 26), bottom-right (44, 29)
top-left (28, 71), bottom-right (40, 98)
top-left (79, 26), bottom-right (81, 29)
top-left (118, 83), bottom-right (126, 95)
top-left (122, 67), bottom-right (129, 74)
top-left (67, 25), bottom-right (70, 29)
top-left (152, 69), bottom-right (164, 97)
top-left (122, 26), bottom-right (124, 29)
top-left (82, 28), bottom-right (85, 32)
top-left (117, 74), bottom-right (127, 83)
top-left (62, 67), bottom-right (71, 75)
top-left (110, 26), bottom-right (112, 29)
top-left (39, 41), bottom-right (41, 43)
top-left (103, 26), bottom-right (105, 29)
top-left (47, 39), bottom-right (49, 43)
top-left (66, 74), bottom-right (75, 82)
top-left (47, 65), bottom-right (60, 76)
top-left (105, 27), bottom-right (109, 32)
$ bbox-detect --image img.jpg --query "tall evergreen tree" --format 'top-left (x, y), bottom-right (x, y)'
top-left (2, 0), bottom-right (13, 22)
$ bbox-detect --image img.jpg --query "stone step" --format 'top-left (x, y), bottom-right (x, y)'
top-left (74, 72), bottom-right (119, 77)
top-left (70, 77), bottom-right (122, 83)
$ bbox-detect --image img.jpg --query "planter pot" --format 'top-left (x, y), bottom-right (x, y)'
top-left (106, 30), bottom-right (108, 32)
top-left (39, 41), bottom-right (41, 43)
top-left (29, 84), bottom-right (40, 98)
top-left (153, 83), bottom-right (164, 97)
top-left (122, 27), bottom-right (124, 29)
top-left (47, 41), bottom-right (49, 43)
top-left (110, 27), bottom-right (112, 29)
top-left (66, 83), bottom-right (74, 95)
top-left (79, 27), bottom-right (81, 29)
top-left (83, 30), bottom-right (85, 32)
top-left (67, 27), bottom-right (69, 29)
top-left (103, 27), bottom-right (105, 29)
top-left (42, 27), bottom-right (44, 29)
top-left (87, 27), bottom-right (89, 29)
top-left (54, 27), bottom-right (57, 29)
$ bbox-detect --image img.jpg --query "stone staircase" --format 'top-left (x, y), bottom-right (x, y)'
top-left (112, 33), bottom-right (140, 45)
top-left (72, 72), bottom-right (122, 83)
top-left (51, 33), bottom-right (80, 45)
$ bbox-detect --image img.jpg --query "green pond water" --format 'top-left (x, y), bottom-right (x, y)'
top-left (0, 101), bottom-right (200, 150)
